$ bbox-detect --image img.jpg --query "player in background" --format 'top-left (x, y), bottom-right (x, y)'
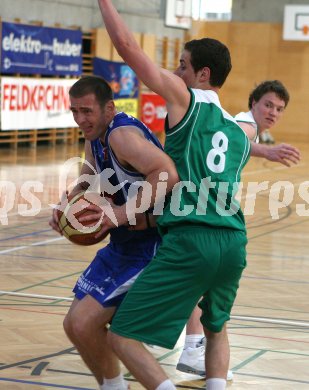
top-left (237, 79), bottom-right (300, 165)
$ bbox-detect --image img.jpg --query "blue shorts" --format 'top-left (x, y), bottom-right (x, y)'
top-left (73, 235), bottom-right (161, 307)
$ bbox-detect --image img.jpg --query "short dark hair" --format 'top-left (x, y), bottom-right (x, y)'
top-left (184, 38), bottom-right (232, 87)
top-left (69, 75), bottom-right (113, 107)
top-left (248, 80), bottom-right (290, 109)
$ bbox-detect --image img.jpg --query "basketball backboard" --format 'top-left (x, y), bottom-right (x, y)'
top-left (283, 5), bottom-right (309, 41)
top-left (165, 0), bottom-right (192, 30)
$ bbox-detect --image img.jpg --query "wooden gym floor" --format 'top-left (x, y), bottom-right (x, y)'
top-left (0, 141), bottom-right (309, 389)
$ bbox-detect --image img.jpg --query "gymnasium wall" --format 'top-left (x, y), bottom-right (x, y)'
top-left (0, 0), bottom-right (184, 39)
top-left (232, 0), bottom-right (309, 23)
top-left (189, 20), bottom-right (309, 143)
top-left (2, 1), bottom-right (309, 144)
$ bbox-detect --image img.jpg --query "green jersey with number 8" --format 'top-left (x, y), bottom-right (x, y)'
top-left (158, 88), bottom-right (251, 233)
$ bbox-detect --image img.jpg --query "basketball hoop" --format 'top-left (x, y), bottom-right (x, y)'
top-left (175, 15), bottom-right (191, 26)
top-left (165, 0), bottom-right (192, 29)
top-left (283, 5), bottom-right (309, 41)
top-left (302, 25), bottom-right (309, 35)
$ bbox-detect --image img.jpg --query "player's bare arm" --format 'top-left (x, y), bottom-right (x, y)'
top-left (81, 126), bottom-right (179, 232)
top-left (238, 122), bottom-right (257, 141)
top-left (238, 120), bottom-right (300, 166)
top-left (97, 0), bottom-right (190, 126)
top-left (110, 126), bottom-right (178, 222)
top-left (251, 142), bottom-right (300, 166)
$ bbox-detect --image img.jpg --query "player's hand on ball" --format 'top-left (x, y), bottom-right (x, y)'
top-left (56, 191), bottom-right (111, 246)
top-left (78, 203), bottom-right (104, 224)
top-left (49, 207), bottom-right (62, 234)
top-left (49, 190), bottom-right (68, 234)
top-left (79, 196), bottom-right (118, 233)
top-left (80, 195), bottom-right (130, 239)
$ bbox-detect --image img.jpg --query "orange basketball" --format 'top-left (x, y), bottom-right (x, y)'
top-left (57, 191), bottom-right (109, 246)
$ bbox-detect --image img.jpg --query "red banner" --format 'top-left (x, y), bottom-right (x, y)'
top-left (1, 77), bottom-right (77, 130)
top-left (141, 93), bottom-right (167, 133)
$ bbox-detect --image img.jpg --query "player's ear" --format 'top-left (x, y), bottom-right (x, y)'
top-left (200, 67), bottom-right (210, 82)
top-left (105, 99), bottom-right (115, 114)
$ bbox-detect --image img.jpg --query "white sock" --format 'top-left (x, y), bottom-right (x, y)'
top-left (206, 378), bottom-right (226, 390)
top-left (155, 379), bottom-right (176, 390)
top-left (100, 374), bottom-right (128, 390)
top-left (184, 334), bottom-right (204, 349)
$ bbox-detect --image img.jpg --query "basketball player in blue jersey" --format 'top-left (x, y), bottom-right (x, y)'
top-left (96, 1), bottom-right (251, 390)
top-left (49, 75), bottom-right (178, 390)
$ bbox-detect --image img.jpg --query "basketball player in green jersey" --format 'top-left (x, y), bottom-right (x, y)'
top-left (177, 79), bottom-right (300, 379)
top-left (96, 1), bottom-right (250, 389)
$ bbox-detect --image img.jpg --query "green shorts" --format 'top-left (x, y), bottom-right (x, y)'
top-left (110, 225), bottom-right (247, 349)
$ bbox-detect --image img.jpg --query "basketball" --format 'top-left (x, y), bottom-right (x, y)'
top-left (57, 191), bottom-right (109, 246)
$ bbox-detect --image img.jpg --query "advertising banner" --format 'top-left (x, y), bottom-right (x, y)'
top-left (1, 77), bottom-right (78, 130)
top-left (93, 57), bottom-right (139, 99)
top-left (141, 93), bottom-right (167, 132)
top-left (1, 22), bottom-right (82, 76)
top-left (114, 98), bottom-right (138, 118)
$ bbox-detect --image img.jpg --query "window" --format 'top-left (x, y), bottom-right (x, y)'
top-left (192, 0), bottom-right (232, 21)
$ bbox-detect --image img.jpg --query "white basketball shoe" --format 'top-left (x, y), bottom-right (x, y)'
top-left (176, 337), bottom-right (233, 381)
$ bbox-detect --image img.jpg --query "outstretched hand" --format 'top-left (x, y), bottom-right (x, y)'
top-left (265, 143), bottom-right (300, 166)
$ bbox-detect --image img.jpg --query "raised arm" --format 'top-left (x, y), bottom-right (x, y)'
top-left (97, 0), bottom-right (189, 112)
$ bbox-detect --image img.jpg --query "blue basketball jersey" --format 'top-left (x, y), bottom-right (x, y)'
top-left (91, 112), bottom-right (162, 243)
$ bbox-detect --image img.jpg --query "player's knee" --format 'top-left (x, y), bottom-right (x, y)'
top-left (63, 312), bottom-right (83, 341)
top-left (63, 311), bottom-right (88, 341)
top-left (63, 312), bottom-right (72, 336)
